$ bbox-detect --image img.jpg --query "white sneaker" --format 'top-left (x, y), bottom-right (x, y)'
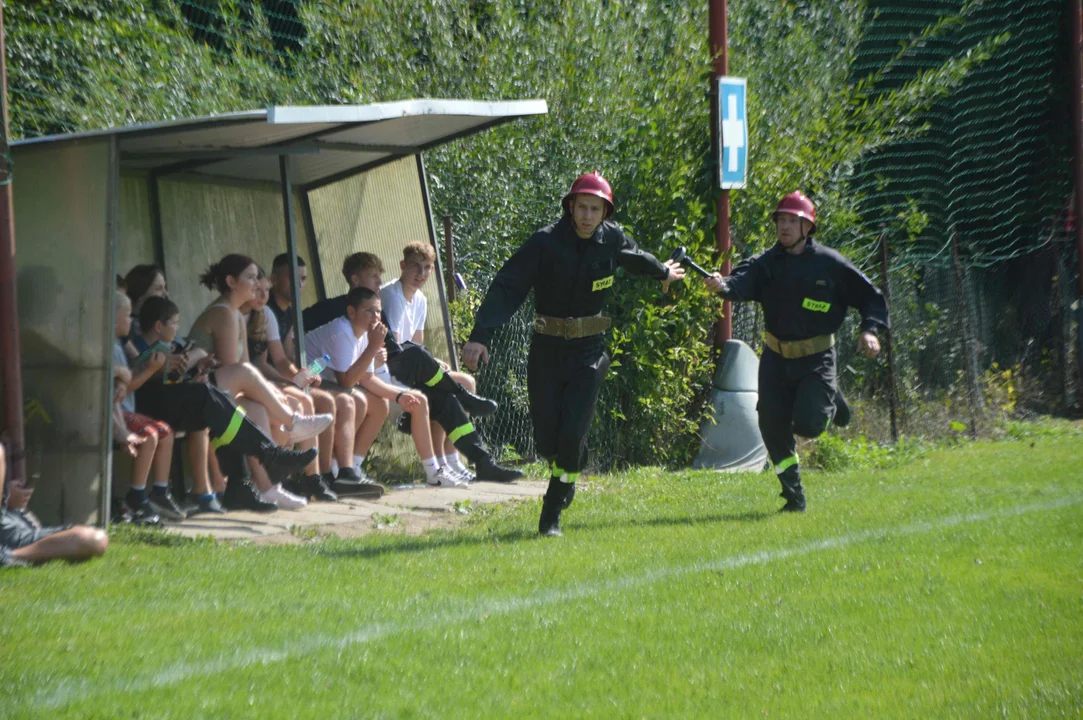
top-left (450, 466), bottom-right (475, 483)
top-left (426, 466), bottom-right (467, 488)
top-left (260, 483), bottom-right (308, 510)
top-left (287, 412), bottom-right (334, 444)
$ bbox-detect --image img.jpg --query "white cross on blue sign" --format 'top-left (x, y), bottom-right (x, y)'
top-left (716, 77), bottom-right (748, 190)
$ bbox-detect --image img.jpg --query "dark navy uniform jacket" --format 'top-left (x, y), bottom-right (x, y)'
top-left (468, 215), bottom-right (670, 346)
top-left (715, 239), bottom-right (889, 341)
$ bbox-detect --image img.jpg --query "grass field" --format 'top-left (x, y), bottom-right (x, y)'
top-left (2, 433), bottom-right (1081, 718)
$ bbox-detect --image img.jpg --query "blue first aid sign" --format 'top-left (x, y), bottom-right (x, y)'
top-left (716, 77), bottom-right (748, 190)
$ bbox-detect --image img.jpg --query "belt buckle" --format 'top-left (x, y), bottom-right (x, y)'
top-left (534, 316), bottom-right (547, 334)
top-left (564, 317), bottom-right (577, 339)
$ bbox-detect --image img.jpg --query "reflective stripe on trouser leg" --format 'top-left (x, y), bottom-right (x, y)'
top-left (774, 454), bottom-right (798, 475)
top-left (448, 422), bottom-right (475, 444)
top-left (211, 405), bottom-right (247, 450)
top-left (424, 367), bottom-right (445, 387)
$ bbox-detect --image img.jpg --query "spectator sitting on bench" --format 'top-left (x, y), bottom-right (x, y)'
top-left (113, 290), bottom-right (191, 521)
top-left (243, 267), bottom-right (338, 503)
top-left (382, 241), bottom-right (483, 482)
top-left (122, 265), bottom-right (221, 512)
top-left (304, 286), bottom-right (464, 489)
top-left (1, 444), bottom-right (109, 568)
top-left (186, 254), bottom-right (335, 510)
top-left (132, 296), bottom-right (319, 512)
top-left (304, 252), bottom-right (521, 483)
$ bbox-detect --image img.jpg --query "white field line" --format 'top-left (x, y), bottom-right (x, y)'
top-left (23, 493), bottom-right (1083, 711)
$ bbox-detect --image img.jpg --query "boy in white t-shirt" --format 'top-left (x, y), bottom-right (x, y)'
top-left (381, 241), bottom-right (485, 481)
top-left (305, 286), bottom-right (462, 489)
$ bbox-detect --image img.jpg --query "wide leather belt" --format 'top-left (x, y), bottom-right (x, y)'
top-left (534, 314), bottom-right (612, 339)
top-left (764, 331), bottom-right (835, 359)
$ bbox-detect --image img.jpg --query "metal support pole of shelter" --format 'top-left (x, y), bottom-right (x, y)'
top-left (709, 0), bottom-right (732, 346)
top-left (1072, 0), bottom-right (1083, 399)
top-left (101, 136), bottom-right (121, 527)
top-left (879, 227), bottom-right (899, 443)
top-left (300, 192), bottom-right (328, 303)
top-left (0, 1), bottom-right (26, 489)
top-left (279, 155), bottom-right (307, 370)
top-left (416, 154), bottom-right (459, 372)
top-left (443, 215), bottom-right (457, 303)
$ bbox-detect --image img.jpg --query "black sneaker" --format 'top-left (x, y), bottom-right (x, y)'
top-left (127, 499), bottom-right (163, 526)
top-left (308, 475), bottom-right (339, 502)
top-left (1, 547), bottom-right (30, 568)
top-left (779, 497), bottom-right (806, 513)
top-left (259, 445), bottom-right (319, 482)
top-left (283, 475), bottom-right (311, 499)
top-left (457, 391), bottom-right (498, 418)
top-left (221, 477), bottom-right (277, 513)
top-left (334, 468), bottom-right (384, 499)
top-left (195, 494), bottom-right (226, 515)
top-left (474, 455), bottom-right (523, 483)
top-left (148, 487), bottom-right (186, 522)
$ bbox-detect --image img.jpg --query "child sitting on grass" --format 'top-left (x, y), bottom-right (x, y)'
top-left (113, 291), bottom-right (188, 521)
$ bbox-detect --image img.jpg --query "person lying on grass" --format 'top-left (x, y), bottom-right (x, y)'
top-left (0, 443), bottom-right (109, 568)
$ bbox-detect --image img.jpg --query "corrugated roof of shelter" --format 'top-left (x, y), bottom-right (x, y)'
top-left (12, 99), bottom-right (548, 189)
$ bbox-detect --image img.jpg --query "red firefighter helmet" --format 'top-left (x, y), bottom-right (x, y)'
top-left (562, 172), bottom-right (615, 218)
top-left (772, 191), bottom-right (817, 233)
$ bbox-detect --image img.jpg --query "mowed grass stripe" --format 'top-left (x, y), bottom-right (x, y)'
top-left (16, 492), bottom-right (1081, 714)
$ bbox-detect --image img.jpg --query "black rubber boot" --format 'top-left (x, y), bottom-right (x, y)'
top-left (216, 449), bottom-right (277, 513)
top-left (834, 391), bottom-right (852, 429)
top-left (538, 478), bottom-right (572, 536)
top-left (258, 445), bottom-right (319, 483)
top-left (777, 467), bottom-right (806, 513)
top-left (458, 434), bottom-right (523, 482)
top-left (474, 454), bottom-right (524, 483)
top-left (455, 389), bottom-right (498, 418)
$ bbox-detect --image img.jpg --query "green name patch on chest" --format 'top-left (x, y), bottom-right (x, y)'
top-left (802, 297), bottom-right (831, 313)
top-left (592, 275), bottom-right (614, 291)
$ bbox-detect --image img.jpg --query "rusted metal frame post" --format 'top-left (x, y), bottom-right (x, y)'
top-left (709, 0), bottom-right (732, 345)
top-left (443, 215), bottom-right (457, 303)
top-left (0, 2), bottom-right (26, 487)
top-left (878, 228), bottom-right (899, 442)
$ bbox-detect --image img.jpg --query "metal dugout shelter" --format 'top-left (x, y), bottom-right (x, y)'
top-left (9, 99), bottom-right (547, 526)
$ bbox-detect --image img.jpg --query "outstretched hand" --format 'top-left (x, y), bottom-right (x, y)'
top-left (461, 342), bottom-right (489, 371)
top-left (661, 260), bottom-right (686, 294)
top-left (704, 272), bottom-right (725, 294)
top-left (857, 331), bottom-right (881, 359)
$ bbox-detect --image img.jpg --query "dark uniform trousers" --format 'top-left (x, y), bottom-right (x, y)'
top-left (757, 346), bottom-right (839, 500)
top-left (135, 381), bottom-right (280, 484)
top-left (386, 343), bottom-right (487, 462)
top-left (527, 336), bottom-right (610, 474)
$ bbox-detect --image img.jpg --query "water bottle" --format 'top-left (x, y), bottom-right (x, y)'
top-left (295, 354), bottom-right (330, 389)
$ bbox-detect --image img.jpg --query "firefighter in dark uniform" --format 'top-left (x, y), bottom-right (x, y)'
top-left (462, 172), bottom-right (686, 536)
top-left (705, 191), bottom-right (889, 512)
